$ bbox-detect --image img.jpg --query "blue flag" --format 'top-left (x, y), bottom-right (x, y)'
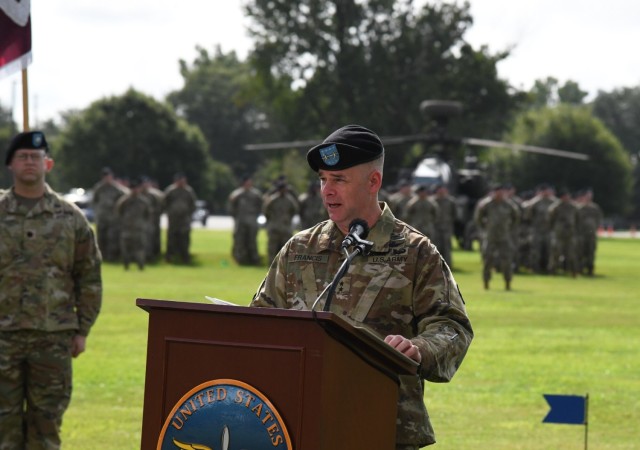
top-left (543, 394), bottom-right (587, 425)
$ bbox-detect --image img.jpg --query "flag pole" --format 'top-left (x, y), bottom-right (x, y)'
top-left (21, 67), bottom-right (30, 131)
top-left (584, 393), bottom-right (589, 450)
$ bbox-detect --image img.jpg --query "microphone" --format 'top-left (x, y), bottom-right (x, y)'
top-left (341, 219), bottom-right (370, 249)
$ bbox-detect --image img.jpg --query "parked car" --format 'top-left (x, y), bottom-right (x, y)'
top-left (192, 199), bottom-right (209, 226)
top-left (63, 188), bottom-right (95, 223)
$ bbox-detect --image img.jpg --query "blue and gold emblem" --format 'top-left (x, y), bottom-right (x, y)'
top-left (158, 379), bottom-right (292, 450)
top-left (319, 144), bottom-right (339, 166)
top-left (31, 132), bottom-right (44, 148)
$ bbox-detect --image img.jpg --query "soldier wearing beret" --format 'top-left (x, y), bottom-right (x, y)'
top-left (251, 124), bottom-right (473, 449)
top-left (0, 131), bottom-right (102, 448)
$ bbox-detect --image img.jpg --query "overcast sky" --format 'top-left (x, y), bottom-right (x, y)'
top-left (1, 0), bottom-right (639, 126)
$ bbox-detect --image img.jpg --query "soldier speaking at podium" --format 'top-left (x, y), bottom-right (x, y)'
top-left (251, 124), bottom-right (473, 449)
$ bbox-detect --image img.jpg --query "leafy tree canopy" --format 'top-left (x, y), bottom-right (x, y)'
top-left (500, 105), bottom-right (632, 215)
top-left (167, 46), bottom-right (266, 176)
top-left (53, 89), bottom-right (234, 208)
top-left (244, 0), bottom-right (523, 181)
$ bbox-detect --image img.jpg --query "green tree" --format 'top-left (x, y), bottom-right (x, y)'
top-left (503, 105), bottom-right (632, 215)
top-left (167, 46), bottom-right (266, 176)
top-left (593, 86), bottom-right (640, 219)
top-left (529, 77), bottom-right (588, 107)
top-left (54, 89), bottom-right (235, 209)
top-left (244, 0), bottom-right (522, 179)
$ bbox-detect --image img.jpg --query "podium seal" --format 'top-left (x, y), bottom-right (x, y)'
top-left (157, 379), bottom-right (293, 450)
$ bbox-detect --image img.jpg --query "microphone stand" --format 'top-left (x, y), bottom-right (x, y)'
top-left (311, 234), bottom-right (374, 313)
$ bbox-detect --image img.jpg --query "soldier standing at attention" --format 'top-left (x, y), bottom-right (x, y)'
top-left (432, 183), bottom-right (457, 268)
top-left (548, 189), bottom-right (579, 276)
top-left (91, 167), bottom-right (129, 261)
top-left (140, 177), bottom-right (164, 262)
top-left (474, 184), bottom-right (519, 290)
top-left (251, 125), bottom-right (473, 449)
top-left (228, 174), bottom-right (263, 265)
top-left (522, 183), bottom-right (556, 274)
top-left (0, 131), bottom-right (102, 449)
top-left (576, 188), bottom-right (603, 276)
top-left (163, 172), bottom-right (197, 263)
top-left (404, 184), bottom-right (439, 238)
top-left (115, 178), bottom-right (152, 270)
top-left (388, 179), bottom-right (413, 222)
top-left (298, 179), bottom-right (327, 230)
top-left (263, 179), bottom-right (299, 263)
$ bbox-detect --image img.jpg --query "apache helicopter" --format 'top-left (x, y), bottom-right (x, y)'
top-left (245, 100), bottom-right (589, 249)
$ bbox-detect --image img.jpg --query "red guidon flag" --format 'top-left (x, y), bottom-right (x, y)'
top-left (0, 0), bottom-right (32, 77)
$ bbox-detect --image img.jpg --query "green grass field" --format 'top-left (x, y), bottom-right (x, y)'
top-left (61, 230), bottom-right (640, 449)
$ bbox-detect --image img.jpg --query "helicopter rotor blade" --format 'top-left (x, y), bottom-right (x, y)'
top-left (244, 134), bottom-right (438, 151)
top-left (463, 138), bottom-right (590, 161)
top-left (244, 139), bottom-right (323, 151)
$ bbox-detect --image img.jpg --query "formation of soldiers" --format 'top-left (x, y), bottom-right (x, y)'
top-left (474, 183), bottom-right (604, 290)
top-left (388, 181), bottom-right (457, 268)
top-left (229, 174), bottom-right (603, 290)
top-left (228, 175), bottom-right (328, 266)
top-left (92, 168), bottom-right (197, 270)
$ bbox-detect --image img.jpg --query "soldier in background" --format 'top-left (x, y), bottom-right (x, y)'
top-left (228, 174), bottom-right (263, 265)
top-left (0, 131), bottom-right (102, 448)
top-left (432, 183), bottom-right (457, 268)
top-left (263, 179), bottom-right (298, 263)
top-left (522, 183), bottom-right (556, 274)
top-left (474, 184), bottom-right (519, 290)
top-left (576, 189), bottom-right (604, 276)
top-left (298, 180), bottom-right (327, 230)
top-left (115, 178), bottom-right (152, 270)
top-left (505, 183), bottom-right (524, 273)
top-left (163, 172), bottom-right (197, 264)
top-left (405, 184), bottom-right (438, 238)
top-left (388, 179), bottom-right (413, 222)
top-left (548, 188), bottom-right (579, 276)
top-left (141, 176), bottom-right (164, 262)
top-left (92, 167), bottom-right (129, 261)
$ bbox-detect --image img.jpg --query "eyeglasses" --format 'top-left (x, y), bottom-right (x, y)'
top-left (14, 152), bottom-right (46, 162)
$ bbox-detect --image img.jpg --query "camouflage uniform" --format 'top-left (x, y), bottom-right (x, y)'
top-left (522, 194), bottom-right (556, 273)
top-left (141, 184), bottom-right (164, 261)
top-left (0, 185), bottom-right (102, 449)
top-left (163, 182), bottom-right (197, 263)
top-left (228, 184), bottom-right (263, 265)
top-left (92, 178), bottom-right (129, 261)
top-left (404, 193), bottom-right (438, 239)
top-left (251, 204), bottom-right (473, 447)
top-left (474, 194), bottom-right (519, 289)
top-left (263, 188), bottom-right (299, 263)
top-left (433, 193), bottom-right (457, 268)
top-left (388, 188), bottom-right (412, 222)
top-left (548, 198), bottom-right (579, 276)
top-left (297, 185), bottom-right (327, 230)
top-left (115, 189), bottom-right (152, 270)
top-left (576, 199), bottom-right (603, 275)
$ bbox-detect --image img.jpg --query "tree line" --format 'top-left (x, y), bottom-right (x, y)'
top-left (0, 1), bottom-right (638, 220)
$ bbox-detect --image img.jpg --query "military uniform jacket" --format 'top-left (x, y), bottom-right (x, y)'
top-left (0, 185), bottom-right (102, 336)
top-left (251, 203), bottom-right (473, 446)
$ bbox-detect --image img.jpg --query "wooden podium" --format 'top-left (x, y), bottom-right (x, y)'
top-left (137, 299), bottom-right (417, 450)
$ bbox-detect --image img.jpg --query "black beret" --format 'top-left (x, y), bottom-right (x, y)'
top-left (307, 124), bottom-right (384, 172)
top-left (6, 131), bottom-right (49, 165)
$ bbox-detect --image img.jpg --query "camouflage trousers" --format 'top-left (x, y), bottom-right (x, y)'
top-left (0, 330), bottom-right (74, 450)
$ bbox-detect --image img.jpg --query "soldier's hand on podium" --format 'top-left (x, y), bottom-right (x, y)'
top-left (384, 335), bottom-right (422, 363)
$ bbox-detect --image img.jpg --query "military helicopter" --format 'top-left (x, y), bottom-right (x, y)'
top-left (245, 100), bottom-right (589, 249)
